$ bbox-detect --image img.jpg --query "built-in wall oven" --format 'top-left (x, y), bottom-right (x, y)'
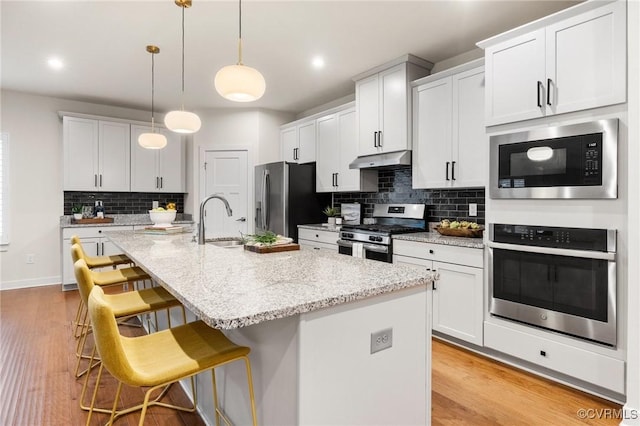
top-left (488, 223), bottom-right (617, 347)
top-left (490, 119), bottom-right (618, 199)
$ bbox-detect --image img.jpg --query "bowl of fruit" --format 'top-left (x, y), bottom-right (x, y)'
top-left (435, 219), bottom-right (484, 238)
top-left (148, 207), bottom-right (177, 228)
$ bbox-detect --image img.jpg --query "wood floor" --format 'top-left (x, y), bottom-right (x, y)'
top-left (0, 284), bottom-right (623, 425)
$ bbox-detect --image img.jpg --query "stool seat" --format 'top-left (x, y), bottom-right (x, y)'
top-left (105, 286), bottom-right (178, 318)
top-left (85, 253), bottom-right (132, 269)
top-left (91, 266), bottom-right (150, 287)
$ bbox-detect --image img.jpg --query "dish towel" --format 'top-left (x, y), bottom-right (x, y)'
top-left (352, 242), bottom-right (364, 258)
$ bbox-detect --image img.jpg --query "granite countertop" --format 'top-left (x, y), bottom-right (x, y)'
top-left (393, 232), bottom-right (485, 249)
top-left (298, 223), bottom-right (341, 232)
top-left (60, 213), bottom-right (194, 228)
top-left (105, 230), bottom-right (435, 330)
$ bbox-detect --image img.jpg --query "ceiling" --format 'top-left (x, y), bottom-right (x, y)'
top-left (1, 0), bottom-right (581, 115)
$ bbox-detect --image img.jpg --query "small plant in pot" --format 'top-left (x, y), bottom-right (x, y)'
top-left (323, 206), bottom-right (339, 226)
top-left (71, 204), bottom-right (83, 220)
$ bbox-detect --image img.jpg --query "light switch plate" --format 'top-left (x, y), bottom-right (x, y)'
top-left (152, 200), bottom-right (159, 209)
top-left (469, 203), bottom-right (477, 217)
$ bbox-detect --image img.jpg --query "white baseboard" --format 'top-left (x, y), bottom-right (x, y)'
top-left (0, 275), bottom-right (60, 291)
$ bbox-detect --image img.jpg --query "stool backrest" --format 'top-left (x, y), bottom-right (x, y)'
top-left (73, 256), bottom-right (94, 306)
top-left (87, 286), bottom-right (137, 385)
top-left (70, 238), bottom-right (88, 263)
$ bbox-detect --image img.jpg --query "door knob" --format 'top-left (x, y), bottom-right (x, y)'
top-left (236, 217), bottom-right (247, 222)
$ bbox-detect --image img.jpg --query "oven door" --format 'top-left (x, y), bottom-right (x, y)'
top-left (337, 240), bottom-right (391, 263)
top-left (488, 241), bottom-right (616, 346)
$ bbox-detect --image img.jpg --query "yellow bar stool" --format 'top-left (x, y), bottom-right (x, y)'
top-left (70, 240), bottom-right (151, 340)
top-left (86, 285), bottom-right (258, 426)
top-left (73, 259), bottom-right (187, 417)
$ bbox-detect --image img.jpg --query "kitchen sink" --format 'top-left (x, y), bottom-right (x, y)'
top-left (205, 238), bottom-right (245, 248)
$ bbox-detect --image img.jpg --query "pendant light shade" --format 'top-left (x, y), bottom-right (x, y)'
top-left (139, 45), bottom-right (168, 150)
top-left (165, 0), bottom-right (201, 134)
top-left (215, 0), bottom-right (265, 102)
top-left (214, 64), bottom-right (266, 102)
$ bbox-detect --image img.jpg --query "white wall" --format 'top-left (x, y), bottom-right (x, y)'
top-left (0, 90), bottom-right (292, 290)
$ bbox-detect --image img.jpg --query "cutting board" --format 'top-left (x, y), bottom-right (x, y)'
top-left (244, 243), bottom-right (300, 253)
top-left (71, 217), bottom-right (114, 224)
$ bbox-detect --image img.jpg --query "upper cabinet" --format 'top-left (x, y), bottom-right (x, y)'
top-left (480, 0), bottom-right (626, 126)
top-left (413, 61), bottom-right (486, 189)
top-left (130, 125), bottom-right (185, 193)
top-left (63, 116), bottom-right (130, 191)
top-left (280, 119), bottom-right (316, 164)
top-left (354, 56), bottom-right (433, 156)
top-left (316, 105), bottom-right (377, 193)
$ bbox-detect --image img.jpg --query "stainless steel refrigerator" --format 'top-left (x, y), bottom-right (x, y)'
top-left (255, 161), bottom-right (331, 242)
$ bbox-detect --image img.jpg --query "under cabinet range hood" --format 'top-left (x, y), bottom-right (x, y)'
top-left (349, 150), bottom-right (411, 169)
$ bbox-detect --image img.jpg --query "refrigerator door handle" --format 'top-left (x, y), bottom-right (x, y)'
top-left (260, 170), bottom-right (267, 229)
top-left (264, 171), bottom-right (271, 229)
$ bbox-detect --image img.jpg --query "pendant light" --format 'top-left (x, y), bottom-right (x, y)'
top-left (164, 0), bottom-right (201, 134)
top-left (214, 0), bottom-right (266, 102)
top-left (139, 45), bottom-right (168, 150)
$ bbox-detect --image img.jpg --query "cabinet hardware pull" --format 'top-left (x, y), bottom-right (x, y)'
top-left (156, 177), bottom-right (159, 188)
top-left (451, 161), bottom-right (456, 181)
top-left (378, 130), bottom-right (382, 147)
top-left (432, 281), bottom-right (437, 291)
top-left (99, 174), bottom-right (102, 187)
top-left (537, 81), bottom-right (543, 108)
top-left (445, 162), bottom-right (450, 181)
top-left (101, 242), bottom-right (104, 255)
top-left (373, 131), bottom-right (378, 147)
top-left (429, 249), bottom-right (434, 254)
top-left (315, 234), bottom-right (319, 238)
top-left (546, 78), bottom-right (552, 106)
top-left (94, 174), bottom-right (98, 187)
top-left (540, 350), bottom-right (547, 357)
top-left (335, 173), bottom-right (339, 187)
top-left (160, 177), bottom-right (163, 188)
top-left (96, 242), bottom-right (99, 255)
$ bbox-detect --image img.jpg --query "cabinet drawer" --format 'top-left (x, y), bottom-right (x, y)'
top-left (63, 225), bottom-right (132, 239)
top-left (298, 228), bottom-right (339, 246)
top-left (300, 240), bottom-right (338, 252)
top-left (484, 321), bottom-right (624, 394)
top-left (393, 240), bottom-right (483, 268)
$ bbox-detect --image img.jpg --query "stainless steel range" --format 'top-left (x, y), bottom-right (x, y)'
top-left (337, 204), bottom-right (427, 263)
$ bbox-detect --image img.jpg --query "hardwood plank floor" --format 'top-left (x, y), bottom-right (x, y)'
top-left (1, 285), bottom-right (624, 425)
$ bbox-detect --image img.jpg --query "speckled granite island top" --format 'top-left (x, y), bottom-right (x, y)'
top-left (393, 232), bottom-right (485, 249)
top-left (105, 231), bottom-right (435, 330)
top-left (298, 223), bottom-right (341, 232)
top-left (60, 214), bottom-right (194, 228)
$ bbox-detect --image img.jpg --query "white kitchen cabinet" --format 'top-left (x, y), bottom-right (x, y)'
top-left (63, 116), bottom-right (130, 191)
top-left (298, 228), bottom-right (338, 251)
top-left (280, 120), bottom-right (316, 164)
top-left (316, 106), bottom-right (377, 193)
top-left (413, 62), bottom-right (486, 189)
top-left (130, 125), bottom-right (185, 193)
top-left (61, 225), bottom-right (133, 289)
top-left (354, 57), bottom-right (432, 156)
top-left (481, 0), bottom-right (626, 126)
top-left (393, 239), bottom-right (484, 346)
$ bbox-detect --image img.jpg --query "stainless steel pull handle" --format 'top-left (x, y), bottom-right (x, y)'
top-left (451, 161), bottom-right (456, 181)
top-left (445, 162), bottom-right (450, 181)
top-left (99, 174), bottom-right (103, 187)
top-left (156, 177), bottom-right (159, 189)
top-left (378, 130), bottom-right (382, 147)
top-left (101, 242), bottom-right (104, 255)
top-left (160, 177), bottom-right (163, 188)
top-left (373, 131), bottom-right (378, 147)
top-left (96, 242), bottom-right (99, 255)
top-left (236, 217), bottom-right (246, 222)
top-left (94, 175), bottom-right (98, 187)
top-left (546, 78), bottom-right (552, 106)
top-left (334, 173), bottom-right (339, 187)
top-left (537, 81), bottom-right (543, 108)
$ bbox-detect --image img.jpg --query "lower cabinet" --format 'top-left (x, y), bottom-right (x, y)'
top-left (61, 226), bottom-right (133, 289)
top-left (393, 239), bottom-right (484, 346)
top-left (298, 228), bottom-right (339, 251)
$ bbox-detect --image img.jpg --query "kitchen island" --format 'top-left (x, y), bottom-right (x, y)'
top-left (106, 230), bottom-right (435, 426)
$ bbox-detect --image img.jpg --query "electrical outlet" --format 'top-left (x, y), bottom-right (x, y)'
top-left (26, 254), bottom-right (35, 264)
top-left (370, 328), bottom-right (393, 354)
top-left (152, 200), bottom-right (159, 209)
top-left (469, 203), bottom-right (477, 217)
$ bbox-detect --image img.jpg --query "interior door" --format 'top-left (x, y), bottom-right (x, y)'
top-left (203, 150), bottom-right (248, 238)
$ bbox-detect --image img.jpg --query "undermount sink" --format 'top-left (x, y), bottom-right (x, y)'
top-left (205, 238), bottom-right (245, 248)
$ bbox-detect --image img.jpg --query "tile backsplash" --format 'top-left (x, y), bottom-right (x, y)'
top-left (333, 166), bottom-right (485, 224)
top-left (64, 192), bottom-right (185, 215)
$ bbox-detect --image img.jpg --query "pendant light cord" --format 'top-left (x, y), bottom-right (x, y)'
top-left (181, 5), bottom-right (185, 109)
top-left (151, 50), bottom-right (156, 131)
top-left (237, 0), bottom-right (243, 65)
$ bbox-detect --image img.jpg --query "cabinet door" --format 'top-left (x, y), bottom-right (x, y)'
top-left (452, 67), bottom-right (486, 188)
top-left (130, 125), bottom-right (160, 192)
top-left (356, 74), bottom-right (380, 156)
top-left (432, 261), bottom-right (483, 346)
top-left (281, 126), bottom-right (297, 163)
top-left (315, 114), bottom-right (338, 193)
top-left (157, 129), bottom-right (185, 193)
top-left (98, 121), bottom-right (130, 191)
top-left (412, 78), bottom-right (452, 189)
top-left (379, 63), bottom-right (408, 153)
top-left (336, 108), bottom-right (364, 192)
top-left (297, 121), bottom-right (316, 164)
top-left (61, 236), bottom-right (100, 285)
top-left (485, 29), bottom-right (546, 126)
top-left (63, 116), bottom-right (99, 191)
top-left (545, 1), bottom-right (626, 115)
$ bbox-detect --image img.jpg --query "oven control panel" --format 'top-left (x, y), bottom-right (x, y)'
top-left (490, 223), bottom-right (610, 251)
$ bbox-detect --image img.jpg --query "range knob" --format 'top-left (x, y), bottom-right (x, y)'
top-left (369, 236), bottom-right (383, 242)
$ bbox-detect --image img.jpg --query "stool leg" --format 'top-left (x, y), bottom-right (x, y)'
top-left (86, 363), bottom-right (104, 426)
top-left (243, 356), bottom-right (258, 426)
top-left (212, 369), bottom-right (221, 426)
top-left (108, 381), bottom-right (123, 426)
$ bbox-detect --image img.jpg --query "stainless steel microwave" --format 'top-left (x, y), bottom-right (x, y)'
top-left (490, 119), bottom-right (618, 199)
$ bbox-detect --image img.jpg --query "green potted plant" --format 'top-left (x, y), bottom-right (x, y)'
top-left (323, 206), bottom-right (339, 226)
top-left (71, 204), bottom-right (83, 221)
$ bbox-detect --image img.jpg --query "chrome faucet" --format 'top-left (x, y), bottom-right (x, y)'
top-left (198, 194), bottom-right (233, 245)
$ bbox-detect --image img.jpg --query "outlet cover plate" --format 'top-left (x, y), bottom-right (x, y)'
top-left (469, 203), bottom-right (477, 217)
top-left (370, 328), bottom-right (393, 354)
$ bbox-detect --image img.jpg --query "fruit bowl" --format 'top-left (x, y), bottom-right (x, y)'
top-left (435, 226), bottom-right (484, 238)
top-left (148, 210), bottom-right (177, 227)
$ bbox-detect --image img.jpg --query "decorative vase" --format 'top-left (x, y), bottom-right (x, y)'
top-left (73, 213), bottom-right (83, 220)
top-left (327, 217), bottom-right (336, 226)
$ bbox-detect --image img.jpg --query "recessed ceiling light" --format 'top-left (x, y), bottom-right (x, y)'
top-left (312, 56), bottom-right (325, 69)
top-left (47, 57), bottom-right (64, 70)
